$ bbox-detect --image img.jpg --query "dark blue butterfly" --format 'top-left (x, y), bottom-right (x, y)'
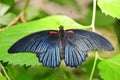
top-left (8, 25), bottom-right (114, 68)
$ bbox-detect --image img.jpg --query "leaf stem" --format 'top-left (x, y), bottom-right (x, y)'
top-left (91, 0), bottom-right (97, 32)
top-left (23, 0), bottom-right (30, 11)
top-left (89, 51), bottom-right (98, 80)
top-left (89, 0), bottom-right (97, 79)
top-left (0, 63), bottom-right (11, 80)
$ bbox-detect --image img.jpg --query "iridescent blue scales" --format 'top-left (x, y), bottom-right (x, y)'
top-left (8, 25), bottom-right (114, 68)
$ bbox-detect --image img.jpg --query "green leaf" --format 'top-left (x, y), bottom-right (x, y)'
top-left (0, 3), bottom-right (10, 16)
top-left (9, 65), bottom-right (77, 80)
top-left (0, 15), bottom-right (90, 66)
top-left (0, 0), bottom-right (14, 5)
top-left (25, 7), bottom-right (49, 21)
top-left (80, 9), bottom-right (116, 27)
top-left (0, 0), bottom-right (14, 16)
top-left (0, 13), bottom-right (16, 25)
top-left (0, 76), bottom-right (7, 80)
top-left (98, 54), bottom-right (120, 80)
top-left (95, 10), bottom-right (116, 27)
top-left (6, 65), bottom-right (15, 80)
top-left (25, 7), bottom-right (41, 21)
top-left (98, 0), bottom-right (120, 18)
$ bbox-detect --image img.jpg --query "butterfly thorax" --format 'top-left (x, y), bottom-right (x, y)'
top-left (59, 25), bottom-right (64, 39)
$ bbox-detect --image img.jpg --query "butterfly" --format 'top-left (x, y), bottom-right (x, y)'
top-left (8, 25), bottom-right (114, 68)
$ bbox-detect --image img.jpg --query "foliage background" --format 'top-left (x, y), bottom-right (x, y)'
top-left (0, 0), bottom-right (120, 80)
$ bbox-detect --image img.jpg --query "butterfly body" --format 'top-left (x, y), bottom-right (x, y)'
top-left (8, 25), bottom-right (114, 68)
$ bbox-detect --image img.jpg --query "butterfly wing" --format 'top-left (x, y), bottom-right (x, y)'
top-left (64, 42), bottom-right (87, 67)
top-left (8, 30), bottom-right (52, 53)
top-left (65, 29), bottom-right (114, 51)
top-left (8, 30), bottom-right (61, 68)
top-left (64, 29), bottom-right (114, 67)
top-left (37, 34), bottom-right (61, 68)
top-left (64, 33), bottom-right (88, 67)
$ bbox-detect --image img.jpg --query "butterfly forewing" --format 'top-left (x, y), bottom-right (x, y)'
top-left (65, 29), bottom-right (114, 51)
top-left (8, 30), bottom-right (47, 53)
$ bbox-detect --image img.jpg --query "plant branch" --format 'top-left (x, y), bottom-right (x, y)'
top-left (0, 0), bottom-right (30, 32)
top-left (0, 63), bottom-right (11, 80)
top-left (91, 0), bottom-right (97, 32)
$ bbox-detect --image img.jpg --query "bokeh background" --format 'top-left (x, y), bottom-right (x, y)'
top-left (0, 0), bottom-right (119, 80)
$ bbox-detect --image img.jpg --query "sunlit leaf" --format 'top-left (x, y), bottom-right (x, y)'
top-left (0, 3), bottom-right (10, 16)
top-left (0, 13), bottom-right (16, 25)
top-left (98, 54), bottom-right (120, 80)
top-left (0, 0), bottom-right (14, 16)
top-left (0, 15), bottom-right (89, 66)
top-left (98, 0), bottom-right (120, 18)
top-left (0, 76), bottom-right (7, 80)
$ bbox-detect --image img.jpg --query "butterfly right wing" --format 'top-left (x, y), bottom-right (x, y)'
top-left (8, 30), bottom-right (61, 68)
top-left (63, 29), bottom-right (114, 67)
top-left (64, 42), bottom-right (87, 67)
top-left (63, 33), bottom-right (88, 67)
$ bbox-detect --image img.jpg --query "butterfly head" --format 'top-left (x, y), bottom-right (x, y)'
top-left (59, 25), bottom-right (64, 30)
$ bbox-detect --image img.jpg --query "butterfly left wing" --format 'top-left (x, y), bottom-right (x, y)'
top-left (37, 34), bottom-right (62, 68)
top-left (8, 30), bottom-right (61, 68)
top-left (8, 30), bottom-right (54, 53)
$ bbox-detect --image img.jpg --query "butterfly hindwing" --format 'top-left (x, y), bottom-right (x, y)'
top-left (8, 30), bottom-right (61, 68)
top-left (64, 42), bottom-right (87, 67)
top-left (37, 34), bottom-right (61, 68)
top-left (37, 44), bottom-right (61, 68)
